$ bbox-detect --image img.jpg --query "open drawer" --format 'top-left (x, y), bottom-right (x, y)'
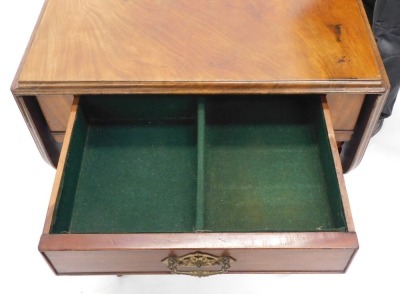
top-left (39, 95), bottom-right (358, 275)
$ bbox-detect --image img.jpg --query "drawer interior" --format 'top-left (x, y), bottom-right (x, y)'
top-left (51, 95), bottom-right (347, 234)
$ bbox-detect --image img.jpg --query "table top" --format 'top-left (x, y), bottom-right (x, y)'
top-left (13, 0), bottom-right (384, 94)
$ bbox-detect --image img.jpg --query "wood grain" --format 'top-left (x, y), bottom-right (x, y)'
top-left (14, 0), bottom-right (381, 94)
top-left (321, 98), bottom-right (355, 232)
top-left (39, 233), bottom-right (358, 274)
top-left (36, 95), bottom-right (73, 132)
top-left (334, 131), bottom-right (353, 142)
top-left (43, 249), bottom-right (356, 274)
top-left (42, 97), bottom-right (79, 234)
top-left (327, 94), bottom-right (365, 132)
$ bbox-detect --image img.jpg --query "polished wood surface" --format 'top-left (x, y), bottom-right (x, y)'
top-left (334, 131), bottom-right (353, 142)
top-left (36, 95), bottom-right (73, 142)
top-left (40, 233), bottom-right (358, 274)
top-left (36, 95), bottom-right (73, 132)
top-left (327, 94), bottom-right (365, 142)
top-left (13, 0), bottom-right (383, 95)
top-left (42, 98), bottom-right (79, 234)
top-left (322, 98), bottom-right (355, 232)
top-left (326, 94), bottom-right (365, 131)
top-left (43, 249), bottom-right (355, 274)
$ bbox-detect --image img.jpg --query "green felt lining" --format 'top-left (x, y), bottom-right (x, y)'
top-left (51, 95), bottom-right (347, 234)
top-left (203, 97), bottom-right (346, 232)
top-left (196, 99), bottom-right (206, 230)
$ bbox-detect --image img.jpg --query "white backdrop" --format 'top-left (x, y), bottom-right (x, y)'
top-left (1, 1), bottom-right (399, 293)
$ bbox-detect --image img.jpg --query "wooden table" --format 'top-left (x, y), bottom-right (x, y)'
top-left (11, 0), bottom-right (388, 275)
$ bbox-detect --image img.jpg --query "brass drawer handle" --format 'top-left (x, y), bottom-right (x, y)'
top-left (162, 252), bottom-right (235, 277)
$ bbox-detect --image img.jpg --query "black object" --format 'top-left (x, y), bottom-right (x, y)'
top-left (363, 0), bottom-right (400, 121)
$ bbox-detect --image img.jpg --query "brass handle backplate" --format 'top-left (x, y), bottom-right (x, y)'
top-left (162, 252), bottom-right (235, 277)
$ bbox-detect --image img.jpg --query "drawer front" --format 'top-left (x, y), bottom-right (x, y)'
top-left (40, 233), bottom-right (358, 275)
top-left (43, 249), bottom-right (356, 274)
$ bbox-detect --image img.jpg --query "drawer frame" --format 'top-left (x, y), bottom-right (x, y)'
top-left (39, 96), bottom-right (358, 275)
